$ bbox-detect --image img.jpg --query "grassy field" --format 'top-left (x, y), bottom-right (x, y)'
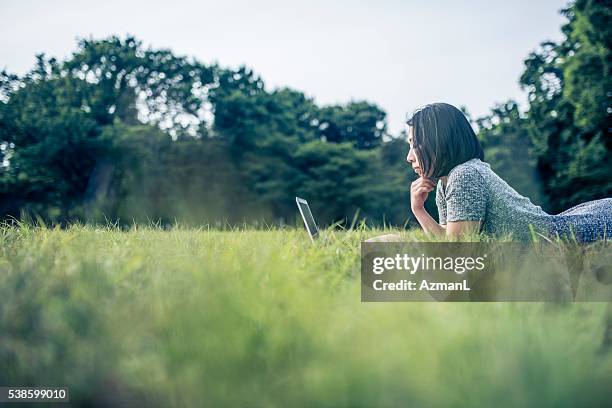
top-left (1, 225), bottom-right (611, 407)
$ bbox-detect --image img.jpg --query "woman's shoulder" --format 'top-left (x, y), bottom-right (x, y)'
top-left (447, 158), bottom-right (489, 183)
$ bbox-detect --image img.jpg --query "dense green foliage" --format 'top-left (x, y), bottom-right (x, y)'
top-left (0, 38), bottom-right (412, 226)
top-left (515, 0), bottom-right (612, 212)
top-left (0, 226), bottom-right (610, 406)
top-left (474, 0), bottom-right (611, 214)
top-left (1, 0), bottom-right (609, 225)
top-left (476, 102), bottom-right (547, 206)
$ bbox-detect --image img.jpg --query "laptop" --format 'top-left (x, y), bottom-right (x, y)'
top-left (296, 197), bottom-right (319, 241)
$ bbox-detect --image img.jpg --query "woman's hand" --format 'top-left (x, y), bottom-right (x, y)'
top-left (410, 177), bottom-right (436, 212)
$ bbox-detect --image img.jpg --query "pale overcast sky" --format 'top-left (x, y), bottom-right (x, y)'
top-left (0, 0), bottom-right (569, 134)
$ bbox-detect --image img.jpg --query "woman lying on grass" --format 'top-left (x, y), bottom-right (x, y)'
top-left (373, 103), bottom-right (611, 243)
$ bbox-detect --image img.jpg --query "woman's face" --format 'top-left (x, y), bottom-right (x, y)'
top-left (406, 126), bottom-right (423, 177)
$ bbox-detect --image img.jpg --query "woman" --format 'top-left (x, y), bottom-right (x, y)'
top-left (406, 103), bottom-right (611, 243)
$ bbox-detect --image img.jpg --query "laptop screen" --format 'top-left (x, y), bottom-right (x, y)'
top-left (296, 198), bottom-right (319, 239)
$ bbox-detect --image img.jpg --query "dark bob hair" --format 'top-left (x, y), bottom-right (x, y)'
top-left (406, 103), bottom-right (484, 178)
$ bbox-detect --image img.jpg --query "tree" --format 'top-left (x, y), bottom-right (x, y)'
top-left (0, 36), bottom-right (216, 221)
top-left (315, 102), bottom-right (387, 149)
top-left (64, 36), bottom-right (215, 136)
top-left (519, 0), bottom-right (612, 213)
top-left (476, 101), bottom-right (546, 208)
top-left (0, 56), bottom-right (105, 219)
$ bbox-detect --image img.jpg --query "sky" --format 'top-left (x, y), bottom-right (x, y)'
top-left (0, 0), bottom-right (569, 134)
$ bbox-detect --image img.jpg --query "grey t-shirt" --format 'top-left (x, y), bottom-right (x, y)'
top-left (435, 158), bottom-right (554, 241)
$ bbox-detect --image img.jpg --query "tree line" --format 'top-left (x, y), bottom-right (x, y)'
top-left (1, 0), bottom-right (610, 227)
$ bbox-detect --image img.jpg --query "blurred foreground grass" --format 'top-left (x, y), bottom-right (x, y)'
top-left (1, 225), bottom-right (611, 407)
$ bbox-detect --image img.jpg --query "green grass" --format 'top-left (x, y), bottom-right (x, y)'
top-left (1, 224), bottom-right (611, 407)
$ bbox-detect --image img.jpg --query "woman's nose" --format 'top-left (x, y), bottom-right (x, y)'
top-left (407, 149), bottom-right (415, 164)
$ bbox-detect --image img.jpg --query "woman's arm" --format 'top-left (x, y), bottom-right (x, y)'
top-left (411, 177), bottom-right (482, 239)
top-left (412, 207), bottom-right (446, 237)
top-left (413, 208), bottom-right (480, 239)
top-left (446, 220), bottom-right (481, 238)
top-left (411, 177), bottom-right (446, 237)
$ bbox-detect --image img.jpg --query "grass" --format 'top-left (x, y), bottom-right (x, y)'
top-left (1, 224), bottom-right (611, 407)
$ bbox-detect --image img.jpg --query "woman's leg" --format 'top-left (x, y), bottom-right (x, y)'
top-left (553, 198), bottom-right (612, 243)
top-left (557, 198), bottom-right (611, 216)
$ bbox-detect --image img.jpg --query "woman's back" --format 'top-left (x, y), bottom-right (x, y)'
top-left (435, 158), bottom-right (611, 242)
